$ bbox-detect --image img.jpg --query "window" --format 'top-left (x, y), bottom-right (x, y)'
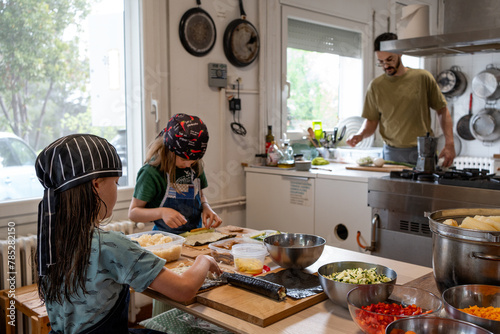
top-left (284, 16), bottom-right (364, 136)
top-left (0, 0), bottom-right (142, 202)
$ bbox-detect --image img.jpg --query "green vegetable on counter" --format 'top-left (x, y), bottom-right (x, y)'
top-left (312, 157), bottom-right (329, 165)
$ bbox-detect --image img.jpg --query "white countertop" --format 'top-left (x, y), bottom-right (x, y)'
top-left (245, 163), bottom-right (389, 183)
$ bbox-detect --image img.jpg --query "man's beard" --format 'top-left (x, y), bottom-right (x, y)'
top-left (384, 57), bottom-right (401, 76)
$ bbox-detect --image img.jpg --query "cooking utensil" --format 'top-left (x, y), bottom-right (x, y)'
top-left (263, 233), bottom-right (325, 269)
top-left (456, 93), bottom-right (475, 140)
top-left (443, 284), bottom-right (500, 333)
top-left (437, 66), bottom-right (468, 98)
top-left (472, 64), bottom-right (500, 100)
top-left (223, 0), bottom-right (260, 67)
top-left (179, 0), bottom-right (216, 57)
top-left (317, 261), bottom-right (397, 309)
top-left (336, 116), bottom-right (374, 148)
top-left (470, 106), bottom-right (500, 143)
top-left (386, 317), bottom-right (494, 334)
top-left (428, 208), bottom-right (500, 294)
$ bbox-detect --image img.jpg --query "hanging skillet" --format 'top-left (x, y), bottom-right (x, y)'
top-left (179, 0), bottom-right (216, 57)
top-left (436, 66), bottom-right (467, 98)
top-left (223, 0), bottom-right (260, 67)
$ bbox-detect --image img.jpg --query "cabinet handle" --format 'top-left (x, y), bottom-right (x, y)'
top-left (282, 176), bottom-right (310, 181)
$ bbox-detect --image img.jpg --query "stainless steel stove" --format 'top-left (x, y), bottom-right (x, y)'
top-left (367, 169), bottom-right (500, 267)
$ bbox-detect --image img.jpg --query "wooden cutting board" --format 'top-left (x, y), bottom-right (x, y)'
top-left (346, 164), bottom-right (411, 172)
top-left (196, 270), bottom-right (327, 327)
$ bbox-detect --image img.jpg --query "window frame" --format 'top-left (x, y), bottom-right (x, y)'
top-left (0, 0), bottom-right (144, 236)
top-left (280, 6), bottom-right (372, 141)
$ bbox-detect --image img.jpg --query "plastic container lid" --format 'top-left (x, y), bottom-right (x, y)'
top-left (231, 243), bottom-right (268, 258)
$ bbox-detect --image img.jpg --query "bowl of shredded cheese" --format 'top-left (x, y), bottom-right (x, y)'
top-left (443, 284), bottom-right (500, 333)
top-left (129, 231), bottom-right (184, 263)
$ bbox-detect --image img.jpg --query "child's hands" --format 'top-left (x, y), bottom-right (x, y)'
top-left (160, 208), bottom-right (188, 228)
top-left (200, 255), bottom-right (222, 277)
top-left (202, 204), bottom-right (222, 229)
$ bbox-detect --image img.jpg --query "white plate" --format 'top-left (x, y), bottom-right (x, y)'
top-left (335, 116), bottom-right (374, 148)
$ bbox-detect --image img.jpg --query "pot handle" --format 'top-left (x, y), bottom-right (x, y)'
top-left (472, 252), bottom-right (500, 261)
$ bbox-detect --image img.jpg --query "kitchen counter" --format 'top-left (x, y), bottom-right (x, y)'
top-left (141, 245), bottom-right (433, 334)
top-left (244, 163), bottom-right (392, 182)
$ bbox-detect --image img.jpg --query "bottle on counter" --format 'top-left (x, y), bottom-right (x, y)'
top-left (265, 125), bottom-right (274, 154)
top-left (266, 141), bottom-right (282, 167)
top-left (278, 141), bottom-right (295, 168)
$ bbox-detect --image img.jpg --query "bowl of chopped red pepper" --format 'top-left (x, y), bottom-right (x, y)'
top-left (443, 284), bottom-right (500, 333)
top-left (347, 284), bottom-right (443, 334)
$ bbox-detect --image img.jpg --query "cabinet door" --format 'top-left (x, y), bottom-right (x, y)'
top-left (314, 179), bottom-right (371, 252)
top-left (245, 172), bottom-right (315, 234)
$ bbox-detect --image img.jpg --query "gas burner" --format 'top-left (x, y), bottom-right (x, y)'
top-left (390, 169), bottom-right (436, 182)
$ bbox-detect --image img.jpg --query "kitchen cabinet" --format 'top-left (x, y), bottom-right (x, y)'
top-left (314, 177), bottom-right (372, 252)
top-left (245, 170), bottom-right (315, 234)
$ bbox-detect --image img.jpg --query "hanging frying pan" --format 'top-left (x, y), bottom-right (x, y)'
top-left (436, 66), bottom-right (467, 98)
top-left (456, 93), bottom-right (475, 141)
top-left (179, 0), bottom-right (216, 57)
top-left (223, 0), bottom-right (260, 67)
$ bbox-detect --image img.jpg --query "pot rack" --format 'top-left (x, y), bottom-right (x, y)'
top-left (380, 28), bottom-right (500, 57)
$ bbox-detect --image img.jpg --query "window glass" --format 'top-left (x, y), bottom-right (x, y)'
top-left (0, 0), bottom-right (140, 201)
top-left (286, 19), bottom-right (363, 133)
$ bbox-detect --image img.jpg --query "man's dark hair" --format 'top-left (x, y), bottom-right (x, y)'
top-left (374, 33), bottom-right (398, 51)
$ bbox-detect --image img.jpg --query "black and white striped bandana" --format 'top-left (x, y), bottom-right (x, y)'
top-left (35, 134), bottom-right (122, 276)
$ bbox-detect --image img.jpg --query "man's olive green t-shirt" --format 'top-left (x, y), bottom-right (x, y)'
top-left (362, 68), bottom-right (447, 148)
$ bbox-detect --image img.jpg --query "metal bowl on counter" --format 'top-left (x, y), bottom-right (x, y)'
top-left (263, 233), bottom-right (325, 269)
top-left (347, 285), bottom-right (443, 334)
top-left (442, 284), bottom-right (500, 333)
top-left (317, 261), bottom-right (397, 309)
top-left (427, 208), bottom-right (500, 293)
top-left (385, 317), bottom-right (494, 334)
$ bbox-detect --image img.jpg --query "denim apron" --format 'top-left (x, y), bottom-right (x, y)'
top-left (383, 144), bottom-right (418, 165)
top-left (152, 168), bottom-right (202, 234)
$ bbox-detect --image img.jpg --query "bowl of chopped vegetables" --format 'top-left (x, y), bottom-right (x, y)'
top-left (347, 284), bottom-right (443, 334)
top-left (318, 261), bottom-right (397, 309)
top-left (442, 284), bottom-right (500, 333)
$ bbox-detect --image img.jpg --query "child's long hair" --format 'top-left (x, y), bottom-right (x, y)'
top-left (37, 181), bottom-right (107, 303)
top-left (145, 135), bottom-right (204, 191)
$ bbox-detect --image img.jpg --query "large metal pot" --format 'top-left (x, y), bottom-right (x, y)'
top-left (472, 64), bottom-right (500, 100)
top-left (428, 208), bottom-right (500, 294)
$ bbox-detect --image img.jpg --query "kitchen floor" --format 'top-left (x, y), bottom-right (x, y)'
top-left (128, 303), bottom-right (152, 329)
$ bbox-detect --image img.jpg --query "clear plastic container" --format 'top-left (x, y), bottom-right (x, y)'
top-left (231, 243), bottom-right (268, 275)
top-left (208, 237), bottom-right (261, 265)
top-left (128, 231), bottom-right (184, 263)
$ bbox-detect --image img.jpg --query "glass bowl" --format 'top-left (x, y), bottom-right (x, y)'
top-left (347, 284), bottom-right (443, 334)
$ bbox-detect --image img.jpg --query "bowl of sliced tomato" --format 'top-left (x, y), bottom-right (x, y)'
top-left (347, 284), bottom-right (443, 334)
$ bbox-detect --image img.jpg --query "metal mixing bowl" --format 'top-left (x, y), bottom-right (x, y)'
top-left (443, 284), bottom-right (500, 333)
top-left (385, 317), bottom-right (494, 334)
top-left (263, 233), bottom-right (325, 269)
top-left (317, 261), bottom-right (397, 309)
top-left (347, 284), bottom-right (443, 334)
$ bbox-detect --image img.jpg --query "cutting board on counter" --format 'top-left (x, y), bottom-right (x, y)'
top-left (196, 270), bottom-right (327, 327)
top-left (346, 164), bottom-right (411, 172)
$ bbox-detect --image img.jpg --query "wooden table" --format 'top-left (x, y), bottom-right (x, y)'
top-left (140, 245), bottom-right (433, 334)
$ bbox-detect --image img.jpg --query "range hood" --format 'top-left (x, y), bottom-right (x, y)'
top-left (380, 28), bottom-right (500, 57)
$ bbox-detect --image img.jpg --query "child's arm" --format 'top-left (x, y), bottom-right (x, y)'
top-left (128, 197), bottom-right (188, 228)
top-left (149, 255), bottom-right (221, 302)
top-left (200, 191), bottom-right (222, 229)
